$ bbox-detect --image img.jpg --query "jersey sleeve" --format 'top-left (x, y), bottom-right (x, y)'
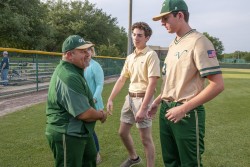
top-left (193, 36), bottom-right (222, 78)
top-left (147, 51), bottom-right (161, 78)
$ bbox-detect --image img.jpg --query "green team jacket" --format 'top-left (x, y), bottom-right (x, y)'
top-left (46, 60), bottom-right (95, 137)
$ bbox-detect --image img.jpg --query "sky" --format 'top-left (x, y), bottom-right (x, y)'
top-left (88, 0), bottom-right (250, 53)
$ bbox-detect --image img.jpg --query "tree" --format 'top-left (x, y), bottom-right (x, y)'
top-left (0, 0), bottom-right (52, 50)
top-left (203, 32), bottom-right (224, 60)
top-left (97, 44), bottom-right (120, 57)
top-left (45, 0), bottom-right (127, 55)
top-left (234, 51), bottom-right (250, 62)
top-left (0, 0), bottom-right (127, 56)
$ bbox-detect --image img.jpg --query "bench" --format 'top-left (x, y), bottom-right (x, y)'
top-left (27, 75), bottom-right (52, 82)
top-left (7, 62), bottom-right (56, 82)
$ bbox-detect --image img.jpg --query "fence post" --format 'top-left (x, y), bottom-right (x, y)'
top-left (35, 54), bottom-right (39, 91)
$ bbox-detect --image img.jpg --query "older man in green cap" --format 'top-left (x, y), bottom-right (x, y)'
top-left (148, 0), bottom-right (224, 167)
top-left (46, 35), bottom-right (107, 167)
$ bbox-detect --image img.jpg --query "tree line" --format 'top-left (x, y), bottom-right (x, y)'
top-left (203, 33), bottom-right (250, 62)
top-left (223, 51), bottom-right (250, 62)
top-left (1, 0), bottom-right (249, 60)
top-left (0, 0), bottom-right (127, 57)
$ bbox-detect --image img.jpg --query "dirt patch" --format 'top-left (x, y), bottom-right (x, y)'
top-left (0, 76), bottom-right (118, 117)
top-left (0, 89), bottom-right (48, 117)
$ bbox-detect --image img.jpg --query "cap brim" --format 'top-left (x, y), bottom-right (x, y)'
top-left (152, 12), bottom-right (171, 21)
top-left (76, 43), bottom-right (94, 50)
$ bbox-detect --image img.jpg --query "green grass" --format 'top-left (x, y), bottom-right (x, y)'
top-left (0, 68), bottom-right (250, 167)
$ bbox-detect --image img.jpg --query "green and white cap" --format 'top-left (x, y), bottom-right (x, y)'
top-left (62, 35), bottom-right (94, 53)
top-left (152, 0), bottom-right (188, 21)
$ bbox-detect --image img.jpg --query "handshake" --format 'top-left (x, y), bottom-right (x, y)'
top-left (98, 110), bottom-right (108, 123)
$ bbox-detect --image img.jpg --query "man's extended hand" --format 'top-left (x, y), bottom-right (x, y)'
top-left (147, 102), bottom-right (159, 119)
top-left (135, 110), bottom-right (146, 122)
top-left (106, 100), bottom-right (113, 116)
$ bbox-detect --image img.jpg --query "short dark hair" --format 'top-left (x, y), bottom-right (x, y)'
top-left (131, 22), bottom-right (152, 37)
top-left (172, 10), bottom-right (189, 22)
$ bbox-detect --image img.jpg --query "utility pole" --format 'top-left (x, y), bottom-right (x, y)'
top-left (127, 0), bottom-right (133, 55)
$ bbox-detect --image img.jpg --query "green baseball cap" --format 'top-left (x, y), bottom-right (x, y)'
top-left (62, 35), bottom-right (94, 52)
top-left (152, 0), bottom-right (188, 21)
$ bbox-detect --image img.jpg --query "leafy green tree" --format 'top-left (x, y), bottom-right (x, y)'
top-left (203, 32), bottom-right (224, 60)
top-left (221, 51), bottom-right (250, 63)
top-left (234, 51), bottom-right (250, 62)
top-left (45, 0), bottom-right (127, 55)
top-left (0, 0), bottom-right (127, 55)
top-left (97, 44), bottom-right (120, 57)
top-left (0, 0), bottom-right (52, 50)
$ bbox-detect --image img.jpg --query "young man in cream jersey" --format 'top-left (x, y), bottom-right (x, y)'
top-left (148, 0), bottom-right (224, 167)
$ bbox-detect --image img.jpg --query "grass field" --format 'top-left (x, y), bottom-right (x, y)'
top-left (0, 68), bottom-right (249, 167)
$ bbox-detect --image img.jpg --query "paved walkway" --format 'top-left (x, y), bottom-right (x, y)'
top-left (0, 82), bottom-right (49, 96)
top-left (0, 89), bottom-right (48, 117)
top-left (0, 76), bottom-right (118, 117)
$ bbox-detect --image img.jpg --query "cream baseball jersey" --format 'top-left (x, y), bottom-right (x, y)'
top-left (161, 30), bottom-right (222, 102)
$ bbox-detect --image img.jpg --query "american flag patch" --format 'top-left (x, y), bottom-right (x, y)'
top-left (207, 50), bottom-right (216, 58)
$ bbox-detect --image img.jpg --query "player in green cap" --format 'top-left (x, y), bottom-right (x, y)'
top-left (148, 0), bottom-right (224, 166)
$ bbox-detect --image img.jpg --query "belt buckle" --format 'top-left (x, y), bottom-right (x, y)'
top-left (135, 93), bottom-right (138, 98)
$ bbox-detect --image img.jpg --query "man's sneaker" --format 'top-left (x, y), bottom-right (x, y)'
top-left (120, 156), bottom-right (142, 167)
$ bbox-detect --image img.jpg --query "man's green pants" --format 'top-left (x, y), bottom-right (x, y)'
top-left (46, 130), bottom-right (97, 167)
top-left (159, 101), bottom-right (205, 167)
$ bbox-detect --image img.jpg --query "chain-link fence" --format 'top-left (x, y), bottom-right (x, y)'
top-left (0, 48), bottom-right (125, 99)
top-left (1, 47), bottom-right (250, 99)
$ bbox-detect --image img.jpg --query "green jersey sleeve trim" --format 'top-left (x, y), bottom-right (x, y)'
top-left (199, 66), bottom-right (222, 78)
